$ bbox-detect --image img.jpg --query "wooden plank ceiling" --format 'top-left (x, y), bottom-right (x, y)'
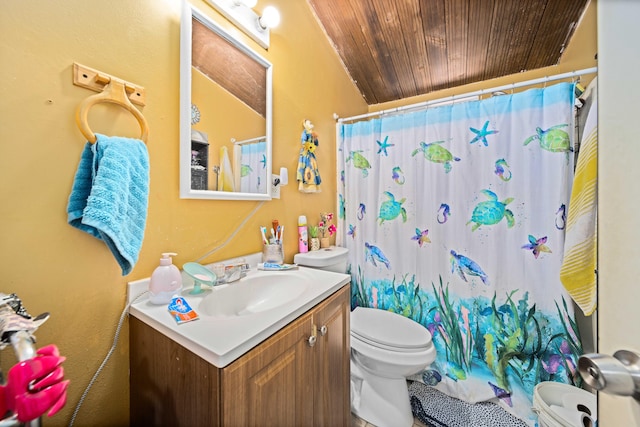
top-left (192, 17), bottom-right (267, 117)
top-left (307, 0), bottom-right (589, 105)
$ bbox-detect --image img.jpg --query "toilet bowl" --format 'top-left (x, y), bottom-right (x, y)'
top-left (294, 246), bottom-right (436, 427)
top-left (350, 307), bottom-right (435, 427)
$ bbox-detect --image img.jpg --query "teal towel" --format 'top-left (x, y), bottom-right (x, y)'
top-left (67, 134), bottom-right (150, 275)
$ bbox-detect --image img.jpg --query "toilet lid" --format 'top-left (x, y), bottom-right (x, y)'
top-left (294, 246), bottom-right (348, 268)
top-left (351, 307), bottom-right (432, 350)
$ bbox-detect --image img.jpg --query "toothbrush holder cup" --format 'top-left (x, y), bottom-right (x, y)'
top-left (262, 243), bottom-right (284, 264)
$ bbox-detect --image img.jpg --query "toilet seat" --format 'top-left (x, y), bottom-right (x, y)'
top-left (351, 307), bottom-right (432, 352)
top-left (350, 307), bottom-right (436, 427)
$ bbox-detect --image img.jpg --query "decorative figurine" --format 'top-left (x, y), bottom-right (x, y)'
top-left (297, 119), bottom-right (322, 193)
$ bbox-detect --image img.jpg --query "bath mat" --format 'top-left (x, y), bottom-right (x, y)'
top-left (409, 381), bottom-right (529, 427)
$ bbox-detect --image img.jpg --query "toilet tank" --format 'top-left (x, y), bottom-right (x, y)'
top-left (293, 246), bottom-right (349, 273)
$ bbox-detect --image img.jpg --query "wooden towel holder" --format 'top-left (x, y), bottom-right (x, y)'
top-left (73, 62), bottom-right (150, 143)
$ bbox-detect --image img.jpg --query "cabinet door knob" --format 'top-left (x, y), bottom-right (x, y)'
top-left (308, 335), bottom-right (317, 347)
top-left (319, 325), bottom-right (328, 336)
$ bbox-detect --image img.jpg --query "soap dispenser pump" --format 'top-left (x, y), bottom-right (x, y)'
top-left (149, 252), bottom-right (183, 305)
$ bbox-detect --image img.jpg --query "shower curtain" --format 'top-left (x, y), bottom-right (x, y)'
top-left (337, 82), bottom-right (582, 425)
top-left (236, 140), bottom-right (267, 193)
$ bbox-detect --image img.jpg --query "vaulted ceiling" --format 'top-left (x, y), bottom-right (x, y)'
top-left (307, 0), bottom-right (590, 105)
top-left (192, 17), bottom-right (267, 117)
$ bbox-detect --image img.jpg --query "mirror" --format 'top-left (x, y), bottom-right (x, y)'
top-left (180, 2), bottom-right (273, 200)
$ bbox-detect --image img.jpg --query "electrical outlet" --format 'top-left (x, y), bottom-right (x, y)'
top-left (271, 174), bottom-right (281, 199)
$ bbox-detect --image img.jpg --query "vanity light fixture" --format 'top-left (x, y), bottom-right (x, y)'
top-left (204, 0), bottom-right (280, 49)
top-left (258, 6), bottom-right (280, 30)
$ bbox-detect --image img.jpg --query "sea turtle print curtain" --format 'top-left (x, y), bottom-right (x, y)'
top-left (337, 82), bottom-right (582, 425)
top-left (237, 140), bottom-right (267, 193)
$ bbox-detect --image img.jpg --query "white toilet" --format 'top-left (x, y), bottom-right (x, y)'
top-left (294, 246), bottom-right (436, 427)
top-left (293, 245), bottom-right (349, 273)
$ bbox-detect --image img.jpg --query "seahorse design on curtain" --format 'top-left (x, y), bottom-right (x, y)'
top-left (337, 82), bottom-right (582, 426)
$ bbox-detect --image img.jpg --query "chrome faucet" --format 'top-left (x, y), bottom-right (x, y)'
top-left (218, 263), bottom-right (249, 283)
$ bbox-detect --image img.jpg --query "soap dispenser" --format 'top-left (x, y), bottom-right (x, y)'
top-left (149, 252), bottom-right (183, 305)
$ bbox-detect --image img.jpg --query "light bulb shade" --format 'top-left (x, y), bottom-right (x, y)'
top-left (259, 6), bottom-right (280, 29)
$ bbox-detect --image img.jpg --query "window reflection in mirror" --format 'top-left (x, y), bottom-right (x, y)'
top-left (180, 2), bottom-right (273, 200)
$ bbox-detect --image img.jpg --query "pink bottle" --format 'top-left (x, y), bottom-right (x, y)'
top-left (298, 215), bottom-right (308, 253)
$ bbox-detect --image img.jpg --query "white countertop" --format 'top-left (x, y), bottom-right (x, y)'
top-left (128, 263), bottom-right (350, 368)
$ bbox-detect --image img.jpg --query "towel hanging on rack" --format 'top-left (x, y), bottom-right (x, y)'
top-left (75, 78), bottom-right (150, 143)
top-left (560, 88), bottom-right (598, 316)
top-left (67, 134), bottom-right (150, 276)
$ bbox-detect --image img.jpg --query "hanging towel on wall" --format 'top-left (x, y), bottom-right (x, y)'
top-left (218, 146), bottom-right (235, 192)
top-left (67, 134), bottom-right (150, 276)
top-left (560, 95), bottom-right (598, 315)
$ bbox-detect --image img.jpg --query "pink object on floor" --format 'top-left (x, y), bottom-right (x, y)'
top-left (2, 344), bottom-right (69, 422)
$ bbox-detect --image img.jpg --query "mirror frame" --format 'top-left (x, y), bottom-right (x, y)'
top-left (180, 1), bottom-right (273, 200)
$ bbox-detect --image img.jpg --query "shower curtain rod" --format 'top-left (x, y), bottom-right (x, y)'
top-left (231, 136), bottom-right (265, 144)
top-left (335, 67), bottom-right (598, 124)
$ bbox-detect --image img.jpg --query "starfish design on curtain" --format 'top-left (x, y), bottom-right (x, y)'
top-left (469, 120), bottom-right (499, 146)
top-left (376, 136), bottom-right (394, 155)
top-left (411, 228), bottom-right (431, 247)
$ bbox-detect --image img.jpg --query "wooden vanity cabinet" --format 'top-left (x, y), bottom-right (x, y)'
top-left (221, 309), bottom-right (315, 426)
top-left (312, 283), bottom-right (351, 427)
top-left (130, 284), bottom-right (350, 427)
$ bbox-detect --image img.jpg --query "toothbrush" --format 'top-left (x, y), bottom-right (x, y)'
top-left (260, 226), bottom-right (268, 245)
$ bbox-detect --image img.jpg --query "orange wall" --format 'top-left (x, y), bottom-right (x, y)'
top-left (0, 0), bottom-right (366, 425)
top-left (0, 0), bottom-right (596, 425)
top-left (192, 68), bottom-right (265, 190)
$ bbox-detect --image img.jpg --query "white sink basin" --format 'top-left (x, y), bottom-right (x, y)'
top-left (199, 271), bottom-right (309, 318)
top-left (129, 258), bottom-right (350, 368)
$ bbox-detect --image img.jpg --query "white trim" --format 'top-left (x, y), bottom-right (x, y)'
top-left (336, 67), bottom-right (598, 124)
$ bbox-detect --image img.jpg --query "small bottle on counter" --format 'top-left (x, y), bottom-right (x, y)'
top-left (298, 215), bottom-right (308, 253)
top-left (149, 252), bottom-right (183, 305)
